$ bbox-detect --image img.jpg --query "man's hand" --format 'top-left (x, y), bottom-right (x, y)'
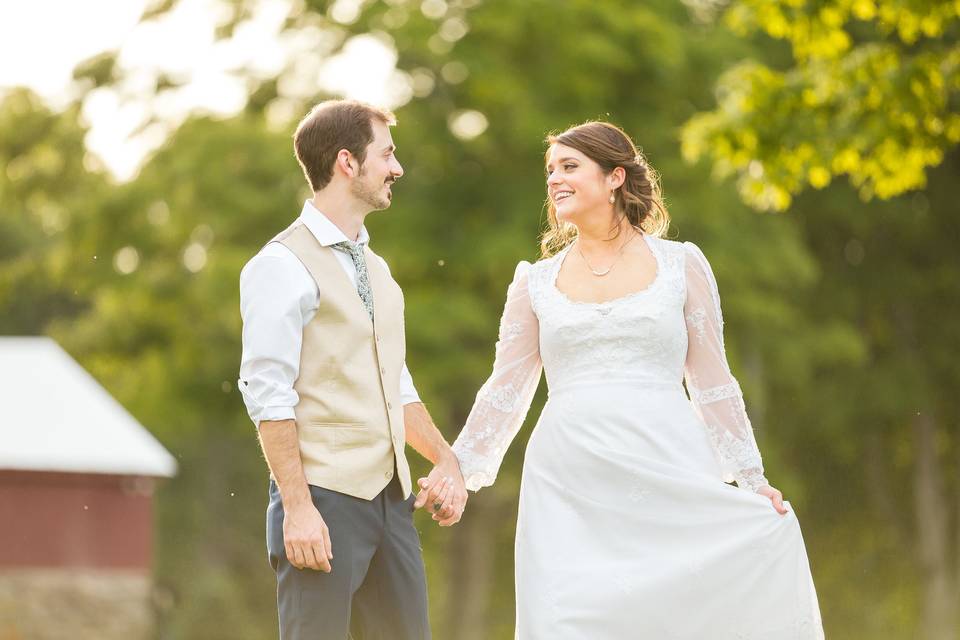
top-left (757, 484), bottom-right (789, 515)
top-left (283, 501), bottom-right (334, 571)
top-left (413, 453), bottom-right (468, 526)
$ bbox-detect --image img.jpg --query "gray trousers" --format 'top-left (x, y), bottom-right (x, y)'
top-left (267, 477), bottom-right (430, 640)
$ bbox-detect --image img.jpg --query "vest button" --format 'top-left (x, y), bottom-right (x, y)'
top-left (387, 402), bottom-right (393, 410)
top-left (384, 469), bottom-right (393, 479)
top-left (380, 367), bottom-right (386, 375)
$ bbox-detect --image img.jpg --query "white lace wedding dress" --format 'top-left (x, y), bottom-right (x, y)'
top-left (452, 233), bottom-right (824, 639)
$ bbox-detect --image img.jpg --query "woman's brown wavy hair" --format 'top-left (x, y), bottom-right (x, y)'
top-left (540, 121), bottom-right (670, 258)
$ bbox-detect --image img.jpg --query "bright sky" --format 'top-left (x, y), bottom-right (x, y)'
top-left (0, 0), bottom-right (400, 180)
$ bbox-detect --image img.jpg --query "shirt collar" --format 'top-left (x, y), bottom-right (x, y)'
top-left (297, 200), bottom-right (371, 247)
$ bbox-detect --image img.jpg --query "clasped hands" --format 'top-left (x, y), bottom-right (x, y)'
top-left (413, 453), bottom-right (468, 526)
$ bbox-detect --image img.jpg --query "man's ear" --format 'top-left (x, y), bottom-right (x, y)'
top-left (336, 149), bottom-right (356, 178)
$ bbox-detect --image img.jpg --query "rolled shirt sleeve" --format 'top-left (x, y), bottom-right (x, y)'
top-left (238, 251), bottom-right (314, 427)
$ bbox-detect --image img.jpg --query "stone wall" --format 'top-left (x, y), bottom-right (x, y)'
top-left (0, 569), bottom-right (154, 640)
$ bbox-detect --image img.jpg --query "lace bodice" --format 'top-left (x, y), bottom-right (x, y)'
top-left (529, 234), bottom-right (689, 392)
top-left (451, 234), bottom-right (769, 493)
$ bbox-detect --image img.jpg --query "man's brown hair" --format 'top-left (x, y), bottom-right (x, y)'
top-left (293, 100), bottom-right (397, 192)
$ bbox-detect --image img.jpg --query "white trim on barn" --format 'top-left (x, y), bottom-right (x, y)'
top-left (0, 336), bottom-right (177, 478)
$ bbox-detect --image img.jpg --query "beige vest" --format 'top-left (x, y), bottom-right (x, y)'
top-left (272, 222), bottom-right (412, 500)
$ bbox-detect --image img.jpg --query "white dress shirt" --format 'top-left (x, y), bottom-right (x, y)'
top-left (238, 200), bottom-right (421, 427)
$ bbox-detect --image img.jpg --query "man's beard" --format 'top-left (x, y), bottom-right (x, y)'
top-left (351, 164), bottom-right (392, 210)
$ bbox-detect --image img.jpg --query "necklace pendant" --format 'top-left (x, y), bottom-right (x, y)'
top-left (576, 231), bottom-right (639, 279)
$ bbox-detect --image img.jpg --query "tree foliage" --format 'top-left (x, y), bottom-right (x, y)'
top-left (682, 0), bottom-right (960, 209)
top-left (0, 89), bottom-right (107, 335)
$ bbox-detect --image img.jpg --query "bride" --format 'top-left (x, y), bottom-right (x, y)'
top-left (441, 121), bottom-right (824, 638)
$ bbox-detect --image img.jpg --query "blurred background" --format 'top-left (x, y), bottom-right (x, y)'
top-left (0, 0), bottom-right (958, 638)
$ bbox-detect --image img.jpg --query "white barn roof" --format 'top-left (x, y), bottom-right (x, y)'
top-left (0, 337), bottom-right (177, 477)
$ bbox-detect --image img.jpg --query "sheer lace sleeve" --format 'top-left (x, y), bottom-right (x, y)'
top-left (683, 242), bottom-right (769, 493)
top-left (452, 262), bottom-right (543, 491)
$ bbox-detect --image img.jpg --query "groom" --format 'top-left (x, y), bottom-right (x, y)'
top-left (238, 99), bottom-right (467, 639)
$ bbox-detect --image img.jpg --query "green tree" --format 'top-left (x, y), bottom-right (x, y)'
top-left (777, 156), bottom-right (960, 640)
top-left (0, 89), bottom-right (106, 335)
top-left (682, 0), bottom-right (960, 210)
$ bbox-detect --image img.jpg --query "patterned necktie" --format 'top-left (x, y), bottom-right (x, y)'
top-left (330, 240), bottom-right (374, 322)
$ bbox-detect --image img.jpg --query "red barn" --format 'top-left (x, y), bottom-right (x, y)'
top-left (0, 337), bottom-right (177, 639)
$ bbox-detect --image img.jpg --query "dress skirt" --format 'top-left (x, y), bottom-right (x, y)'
top-left (514, 380), bottom-right (823, 639)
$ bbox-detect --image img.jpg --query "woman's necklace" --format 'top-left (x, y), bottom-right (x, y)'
top-left (577, 230), bottom-right (639, 277)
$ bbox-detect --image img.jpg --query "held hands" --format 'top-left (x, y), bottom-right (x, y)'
top-left (283, 502), bottom-right (334, 572)
top-left (757, 484), bottom-right (789, 515)
top-left (413, 453), bottom-right (468, 526)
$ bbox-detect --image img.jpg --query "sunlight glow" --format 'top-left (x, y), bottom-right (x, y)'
top-left (0, 0), bottom-right (410, 181)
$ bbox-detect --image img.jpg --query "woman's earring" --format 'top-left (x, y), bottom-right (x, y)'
top-left (609, 191), bottom-right (616, 204)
